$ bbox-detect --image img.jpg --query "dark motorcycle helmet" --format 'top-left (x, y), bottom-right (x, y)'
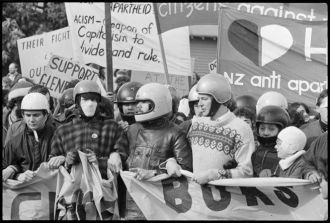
top-left (115, 81), bottom-right (143, 124)
top-left (256, 105), bottom-right (290, 131)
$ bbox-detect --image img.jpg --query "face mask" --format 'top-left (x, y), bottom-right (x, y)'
top-left (80, 99), bottom-right (98, 117)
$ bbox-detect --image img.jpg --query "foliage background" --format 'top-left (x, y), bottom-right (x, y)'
top-left (2, 2), bottom-right (67, 76)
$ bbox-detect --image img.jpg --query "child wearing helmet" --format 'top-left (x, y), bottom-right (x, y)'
top-left (108, 82), bottom-right (192, 220)
top-left (251, 105), bottom-right (290, 177)
top-left (3, 93), bottom-right (56, 182)
top-left (275, 126), bottom-right (307, 178)
top-left (187, 73), bottom-right (255, 184)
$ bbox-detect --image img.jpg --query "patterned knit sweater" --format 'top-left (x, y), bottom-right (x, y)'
top-left (188, 111), bottom-right (255, 178)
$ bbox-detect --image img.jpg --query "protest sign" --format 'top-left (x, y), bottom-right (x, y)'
top-left (217, 7), bottom-right (327, 106)
top-left (42, 54), bottom-right (102, 98)
top-left (120, 171), bottom-right (327, 220)
top-left (155, 3), bottom-right (327, 33)
top-left (65, 2), bottom-right (191, 76)
top-left (131, 70), bottom-right (189, 98)
top-left (208, 59), bottom-right (217, 74)
top-left (17, 27), bottom-right (73, 84)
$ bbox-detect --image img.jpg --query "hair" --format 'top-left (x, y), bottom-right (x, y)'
top-left (233, 107), bottom-right (256, 123)
top-left (225, 96), bottom-right (237, 112)
top-left (288, 109), bottom-right (305, 128)
top-left (288, 102), bottom-right (310, 114)
top-left (114, 69), bottom-right (132, 78)
top-left (99, 96), bottom-right (114, 119)
top-left (7, 96), bottom-right (24, 110)
top-left (316, 89), bottom-right (328, 107)
top-left (76, 92), bottom-right (101, 105)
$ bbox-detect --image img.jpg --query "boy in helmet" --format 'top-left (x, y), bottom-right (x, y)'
top-left (2, 93), bottom-right (56, 182)
top-left (187, 73), bottom-right (255, 185)
top-left (251, 105), bottom-right (290, 177)
top-left (108, 82), bottom-right (192, 220)
top-left (115, 81), bottom-right (143, 131)
top-left (47, 80), bottom-right (128, 182)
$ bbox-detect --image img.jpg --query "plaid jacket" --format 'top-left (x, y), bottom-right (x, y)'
top-left (49, 115), bottom-right (129, 179)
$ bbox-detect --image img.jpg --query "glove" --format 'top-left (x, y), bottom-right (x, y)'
top-left (129, 168), bottom-right (156, 180)
top-left (223, 159), bottom-right (237, 170)
top-left (86, 149), bottom-right (98, 165)
top-left (2, 166), bottom-right (16, 181)
top-left (17, 170), bottom-right (36, 182)
top-left (192, 169), bottom-right (219, 185)
top-left (65, 149), bottom-right (80, 166)
top-left (47, 155), bottom-right (66, 169)
top-left (165, 158), bottom-right (182, 177)
top-left (108, 152), bottom-right (122, 173)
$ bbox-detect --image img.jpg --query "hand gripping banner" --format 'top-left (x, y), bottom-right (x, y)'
top-left (2, 152), bottom-right (118, 220)
top-left (120, 170), bottom-right (328, 220)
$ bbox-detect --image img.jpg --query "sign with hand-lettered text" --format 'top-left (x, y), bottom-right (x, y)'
top-left (65, 2), bottom-right (191, 76)
top-left (17, 27), bottom-right (73, 84)
top-left (120, 171), bottom-right (327, 220)
top-left (217, 7), bottom-right (327, 107)
top-left (43, 55), bottom-right (100, 98)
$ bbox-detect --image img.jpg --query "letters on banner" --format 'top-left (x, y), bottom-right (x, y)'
top-left (120, 171), bottom-right (327, 220)
top-left (2, 153), bottom-right (118, 220)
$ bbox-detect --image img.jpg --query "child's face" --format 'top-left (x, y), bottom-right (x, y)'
top-left (258, 123), bottom-right (279, 138)
top-left (275, 138), bottom-right (287, 159)
top-left (238, 116), bottom-right (253, 128)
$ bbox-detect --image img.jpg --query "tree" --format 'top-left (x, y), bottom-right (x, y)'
top-left (2, 2), bottom-right (68, 76)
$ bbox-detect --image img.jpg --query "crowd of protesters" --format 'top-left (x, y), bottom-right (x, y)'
top-left (2, 63), bottom-right (328, 220)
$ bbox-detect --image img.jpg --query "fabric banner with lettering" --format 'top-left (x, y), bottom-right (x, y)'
top-left (120, 170), bottom-right (327, 220)
top-left (2, 163), bottom-right (58, 220)
top-left (155, 3), bottom-right (327, 33)
top-left (217, 7), bottom-right (327, 107)
top-left (65, 2), bottom-right (191, 76)
top-left (17, 27), bottom-right (73, 85)
top-left (2, 152), bottom-right (118, 220)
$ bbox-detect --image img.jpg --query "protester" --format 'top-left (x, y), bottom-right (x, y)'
top-left (115, 81), bottom-right (143, 130)
top-left (186, 73), bottom-right (255, 184)
top-left (165, 84), bottom-right (187, 125)
top-left (288, 102), bottom-right (311, 124)
top-left (256, 91), bottom-right (288, 115)
top-left (300, 89), bottom-right (327, 150)
top-left (275, 126), bottom-right (307, 178)
top-left (2, 93), bottom-right (55, 182)
top-left (251, 105), bottom-right (289, 177)
top-left (301, 132), bottom-right (327, 197)
top-left (233, 107), bottom-right (255, 129)
top-left (288, 106), bottom-right (306, 128)
top-left (5, 84), bottom-right (59, 145)
top-left (99, 96), bottom-right (114, 120)
top-left (236, 94), bottom-right (257, 114)
top-left (47, 80), bottom-right (129, 181)
top-left (108, 82), bottom-right (192, 220)
top-left (53, 88), bottom-right (76, 124)
top-left (5, 62), bottom-right (22, 87)
top-left (2, 76), bottom-right (12, 90)
top-left (3, 79), bottom-right (34, 133)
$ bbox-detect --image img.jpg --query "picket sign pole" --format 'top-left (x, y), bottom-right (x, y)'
top-left (105, 2), bottom-right (114, 93)
top-left (153, 3), bottom-right (170, 85)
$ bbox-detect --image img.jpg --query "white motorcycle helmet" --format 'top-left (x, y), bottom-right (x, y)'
top-left (21, 92), bottom-right (50, 113)
top-left (256, 91), bottom-right (288, 115)
top-left (134, 83), bottom-right (172, 122)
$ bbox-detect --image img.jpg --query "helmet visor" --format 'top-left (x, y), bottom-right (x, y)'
top-left (135, 100), bottom-right (154, 115)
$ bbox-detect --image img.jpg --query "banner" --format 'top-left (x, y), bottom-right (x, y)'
top-left (2, 155), bottom-right (118, 220)
top-left (155, 3), bottom-right (328, 33)
top-left (217, 7), bottom-right (327, 106)
top-left (120, 171), bottom-right (327, 220)
top-left (17, 27), bottom-right (73, 84)
top-left (42, 54), bottom-right (100, 98)
top-left (2, 163), bottom-right (58, 220)
top-left (131, 70), bottom-right (189, 98)
top-left (65, 2), bottom-right (191, 76)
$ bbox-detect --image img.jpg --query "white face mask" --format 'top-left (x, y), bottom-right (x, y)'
top-left (80, 98), bottom-right (98, 117)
